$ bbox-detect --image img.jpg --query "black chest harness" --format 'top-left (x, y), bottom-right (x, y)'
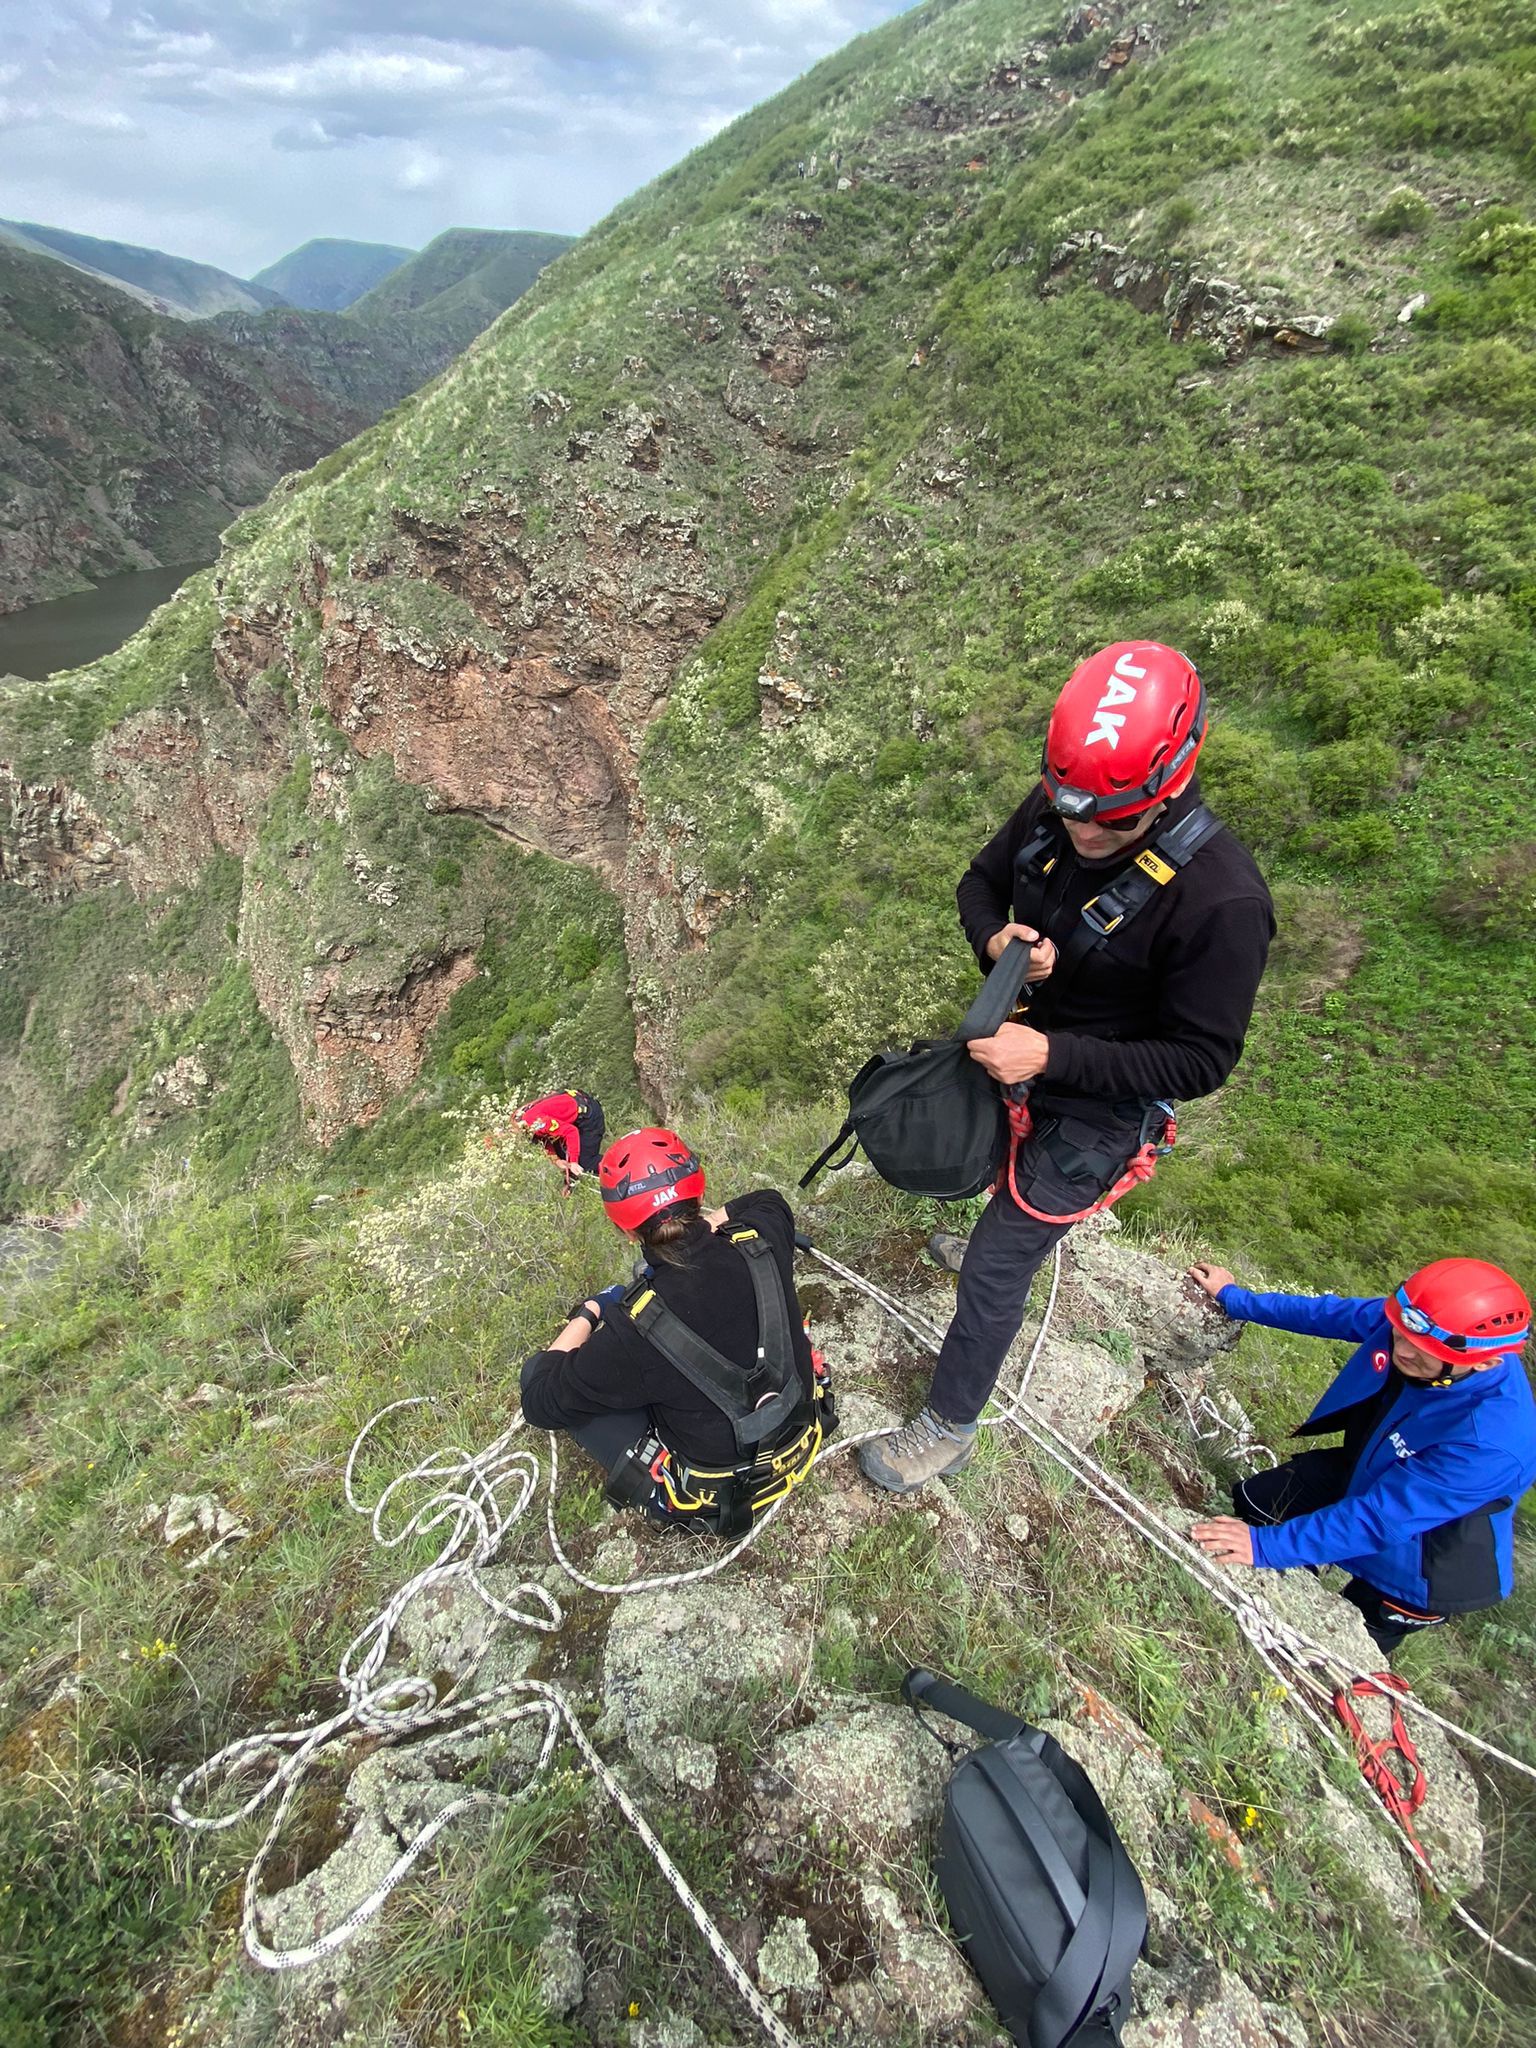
top-left (997, 803), bottom-right (1224, 1226)
top-left (1012, 802), bottom-right (1224, 1006)
top-left (606, 1228), bottom-right (834, 1536)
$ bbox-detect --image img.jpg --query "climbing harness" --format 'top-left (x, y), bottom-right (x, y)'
top-left (172, 1229), bottom-right (1536, 2037)
top-left (609, 1227), bottom-right (834, 1534)
top-left (999, 1091), bottom-right (1176, 1226)
top-left (1333, 1675), bottom-right (1428, 1860)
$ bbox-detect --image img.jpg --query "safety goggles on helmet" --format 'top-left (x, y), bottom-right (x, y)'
top-left (1393, 1287), bottom-right (1518, 1355)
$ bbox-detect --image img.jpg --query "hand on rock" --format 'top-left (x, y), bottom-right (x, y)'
top-left (1190, 1517), bottom-right (1254, 1568)
top-left (1188, 1263), bottom-right (1236, 1300)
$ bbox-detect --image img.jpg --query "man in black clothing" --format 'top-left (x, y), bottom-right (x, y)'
top-left (521, 1127), bottom-right (828, 1528)
top-left (861, 640), bottom-right (1275, 1493)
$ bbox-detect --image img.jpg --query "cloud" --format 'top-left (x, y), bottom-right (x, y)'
top-left (0, 0), bottom-right (915, 276)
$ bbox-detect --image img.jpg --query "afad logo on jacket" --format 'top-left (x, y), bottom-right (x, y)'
top-left (1389, 1429), bottom-right (1415, 1461)
top-left (1083, 651), bottom-right (1146, 750)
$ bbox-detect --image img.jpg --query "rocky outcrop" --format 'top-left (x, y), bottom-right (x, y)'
top-left (0, 770), bottom-right (123, 898)
top-left (1041, 233), bottom-right (1336, 361)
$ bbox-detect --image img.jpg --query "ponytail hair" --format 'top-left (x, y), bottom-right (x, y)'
top-left (635, 1198), bottom-right (703, 1267)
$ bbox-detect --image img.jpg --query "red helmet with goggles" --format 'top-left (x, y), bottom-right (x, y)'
top-left (1385, 1257), bottom-right (1531, 1366)
top-left (1041, 641), bottom-right (1207, 825)
top-left (599, 1127), bottom-right (705, 1234)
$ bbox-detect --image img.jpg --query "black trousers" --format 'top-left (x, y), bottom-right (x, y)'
top-left (1233, 1451), bottom-right (1446, 1657)
top-left (930, 1096), bottom-right (1143, 1424)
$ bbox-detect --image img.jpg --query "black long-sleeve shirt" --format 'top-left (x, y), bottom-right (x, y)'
top-left (519, 1189), bottom-right (815, 1469)
top-left (956, 777), bottom-right (1275, 1103)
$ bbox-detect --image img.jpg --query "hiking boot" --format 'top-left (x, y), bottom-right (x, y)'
top-left (859, 1406), bottom-right (978, 1494)
top-left (927, 1229), bottom-right (970, 1274)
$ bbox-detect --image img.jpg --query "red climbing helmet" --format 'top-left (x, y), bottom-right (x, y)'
top-left (1041, 641), bottom-right (1207, 824)
top-left (1385, 1258), bottom-right (1531, 1364)
top-left (599, 1128), bottom-right (705, 1233)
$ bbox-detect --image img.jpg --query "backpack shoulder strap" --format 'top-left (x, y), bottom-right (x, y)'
top-left (1045, 803), bottom-right (1223, 1005)
top-left (1027, 1732), bottom-right (1147, 2048)
top-left (902, 1667), bottom-right (1029, 1743)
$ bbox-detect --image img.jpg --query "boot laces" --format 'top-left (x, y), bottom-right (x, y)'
top-left (887, 1406), bottom-right (956, 1457)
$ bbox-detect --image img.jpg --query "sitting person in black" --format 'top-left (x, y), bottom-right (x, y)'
top-left (519, 1126), bottom-right (833, 1534)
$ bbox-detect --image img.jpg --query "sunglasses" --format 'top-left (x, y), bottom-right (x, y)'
top-left (1053, 800), bottom-right (1157, 834)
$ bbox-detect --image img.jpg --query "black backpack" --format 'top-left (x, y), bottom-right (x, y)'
top-left (799, 939), bottom-right (1032, 1200)
top-left (904, 1668), bottom-right (1147, 2048)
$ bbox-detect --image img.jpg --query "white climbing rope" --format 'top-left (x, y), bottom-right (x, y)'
top-left (173, 1389), bottom-right (890, 2037)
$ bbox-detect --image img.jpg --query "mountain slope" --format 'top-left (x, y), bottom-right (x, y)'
top-left (252, 237), bottom-right (415, 311)
top-left (3, 0), bottom-right (1532, 1259)
top-left (347, 226), bottom-right (575, 322)
top-left (2, 2), bottom-right (1536, 2043)
top-left (0, 218), bottom-right (286, 318)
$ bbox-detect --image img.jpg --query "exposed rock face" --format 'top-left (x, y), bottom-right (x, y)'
top-left (1125, 1956), bottom-right (1309, 2048)
top-left (1041, 232), bottom-right (1336, 361)
top-left (599, 1580), bottom-right (800, 1787)
top-left (0, 771), bottom-right (123, 897)
top-left (757, 1703), bottom-right (951, 1850)
top-left (243, 901), bottom-right (478, 1148)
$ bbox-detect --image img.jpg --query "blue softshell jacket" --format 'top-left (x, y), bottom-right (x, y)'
top-left (1217, 1287), bottom-right (1536, 1613)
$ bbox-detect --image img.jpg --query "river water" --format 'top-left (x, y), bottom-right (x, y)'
top-left (0, 564), bottom-right (210, 681)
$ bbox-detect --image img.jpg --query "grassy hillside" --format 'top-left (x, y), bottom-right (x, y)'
top-left (347, 227), bottom-right (576, 323)
top-left (251, 238), bottom-right (414, 312)
top-left (0, 220), bottom-right (285, 319)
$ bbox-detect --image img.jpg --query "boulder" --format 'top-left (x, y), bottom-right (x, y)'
top-left (860, 1878), bottom-right (980, 2031)
top-left (1067, 1230), bottom-right (1241, 1377)
top-left (599, 1580), bottom-right (799, 1786)
top-left (757, 1701), bottom-right (949, 1850)
top-left (533, 1893), bottom-right (585, 2016)
top-left (756, 1914), bottom-right (821, 1995)
top-left (1014, 1334), bottom-right (1144, 1449)
top-left (1125, 1954), bottom-right (1308, 2048)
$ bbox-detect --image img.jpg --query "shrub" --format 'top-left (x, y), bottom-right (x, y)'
top-left (1307, 813), bottom-right (1398, 866)
top-left (1302, 737), bottom-right (1403, 814)
top-left (1157, 196), bottom-right (1199, 243)
top-left (1327, 311), bottom-right (1375, 355)
top-left (1367, 188), bottom-right (1434, 237)
top-left (1431, 843), bottom-right (1536, 942)
top-left (1198, 725), bottom-right (1307, 855)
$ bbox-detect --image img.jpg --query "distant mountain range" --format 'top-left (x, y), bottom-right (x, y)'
top-left (0, 219), bottom-right (287, 319)
top-left (251, 238), bottom-right (415, 312)
top-left (0, 226), bottom-right (575, 612)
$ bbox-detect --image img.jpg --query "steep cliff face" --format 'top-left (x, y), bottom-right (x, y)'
top-left (1, 0), bottom-right (1533, 1236)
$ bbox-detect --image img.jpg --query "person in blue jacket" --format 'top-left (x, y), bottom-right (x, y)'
top-left (1186, 1256), bottom-right (1535, 1655)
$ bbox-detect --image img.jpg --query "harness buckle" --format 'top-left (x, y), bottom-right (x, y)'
top-left (1081, 897), bottom-right (1123, 936)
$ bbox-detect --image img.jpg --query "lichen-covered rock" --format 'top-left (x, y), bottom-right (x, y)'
top-left (757, 1914), bottom-right (821, 1995)
top-left (860, 1879), bottom-right (979, 2032)
top-left (1066, 1230), bottom-right (1241, 1377)
top-left (1015, 1335), bottom-right (1144, 1449)
top-left (599, 1579), bottom-right (799, 1785)
top-left (758, 1702), bottom-right (949, 1849)
top-left (533, 1893), bottom-right (585, 2016)
top-left (1036, 1693), bottom-right (1177, 1877)
top-left (1125, 1955), bottom-right (1308, 2048)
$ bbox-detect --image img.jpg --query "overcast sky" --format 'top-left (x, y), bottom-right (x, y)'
top-left (0, 1), bottom-right (916, 280)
